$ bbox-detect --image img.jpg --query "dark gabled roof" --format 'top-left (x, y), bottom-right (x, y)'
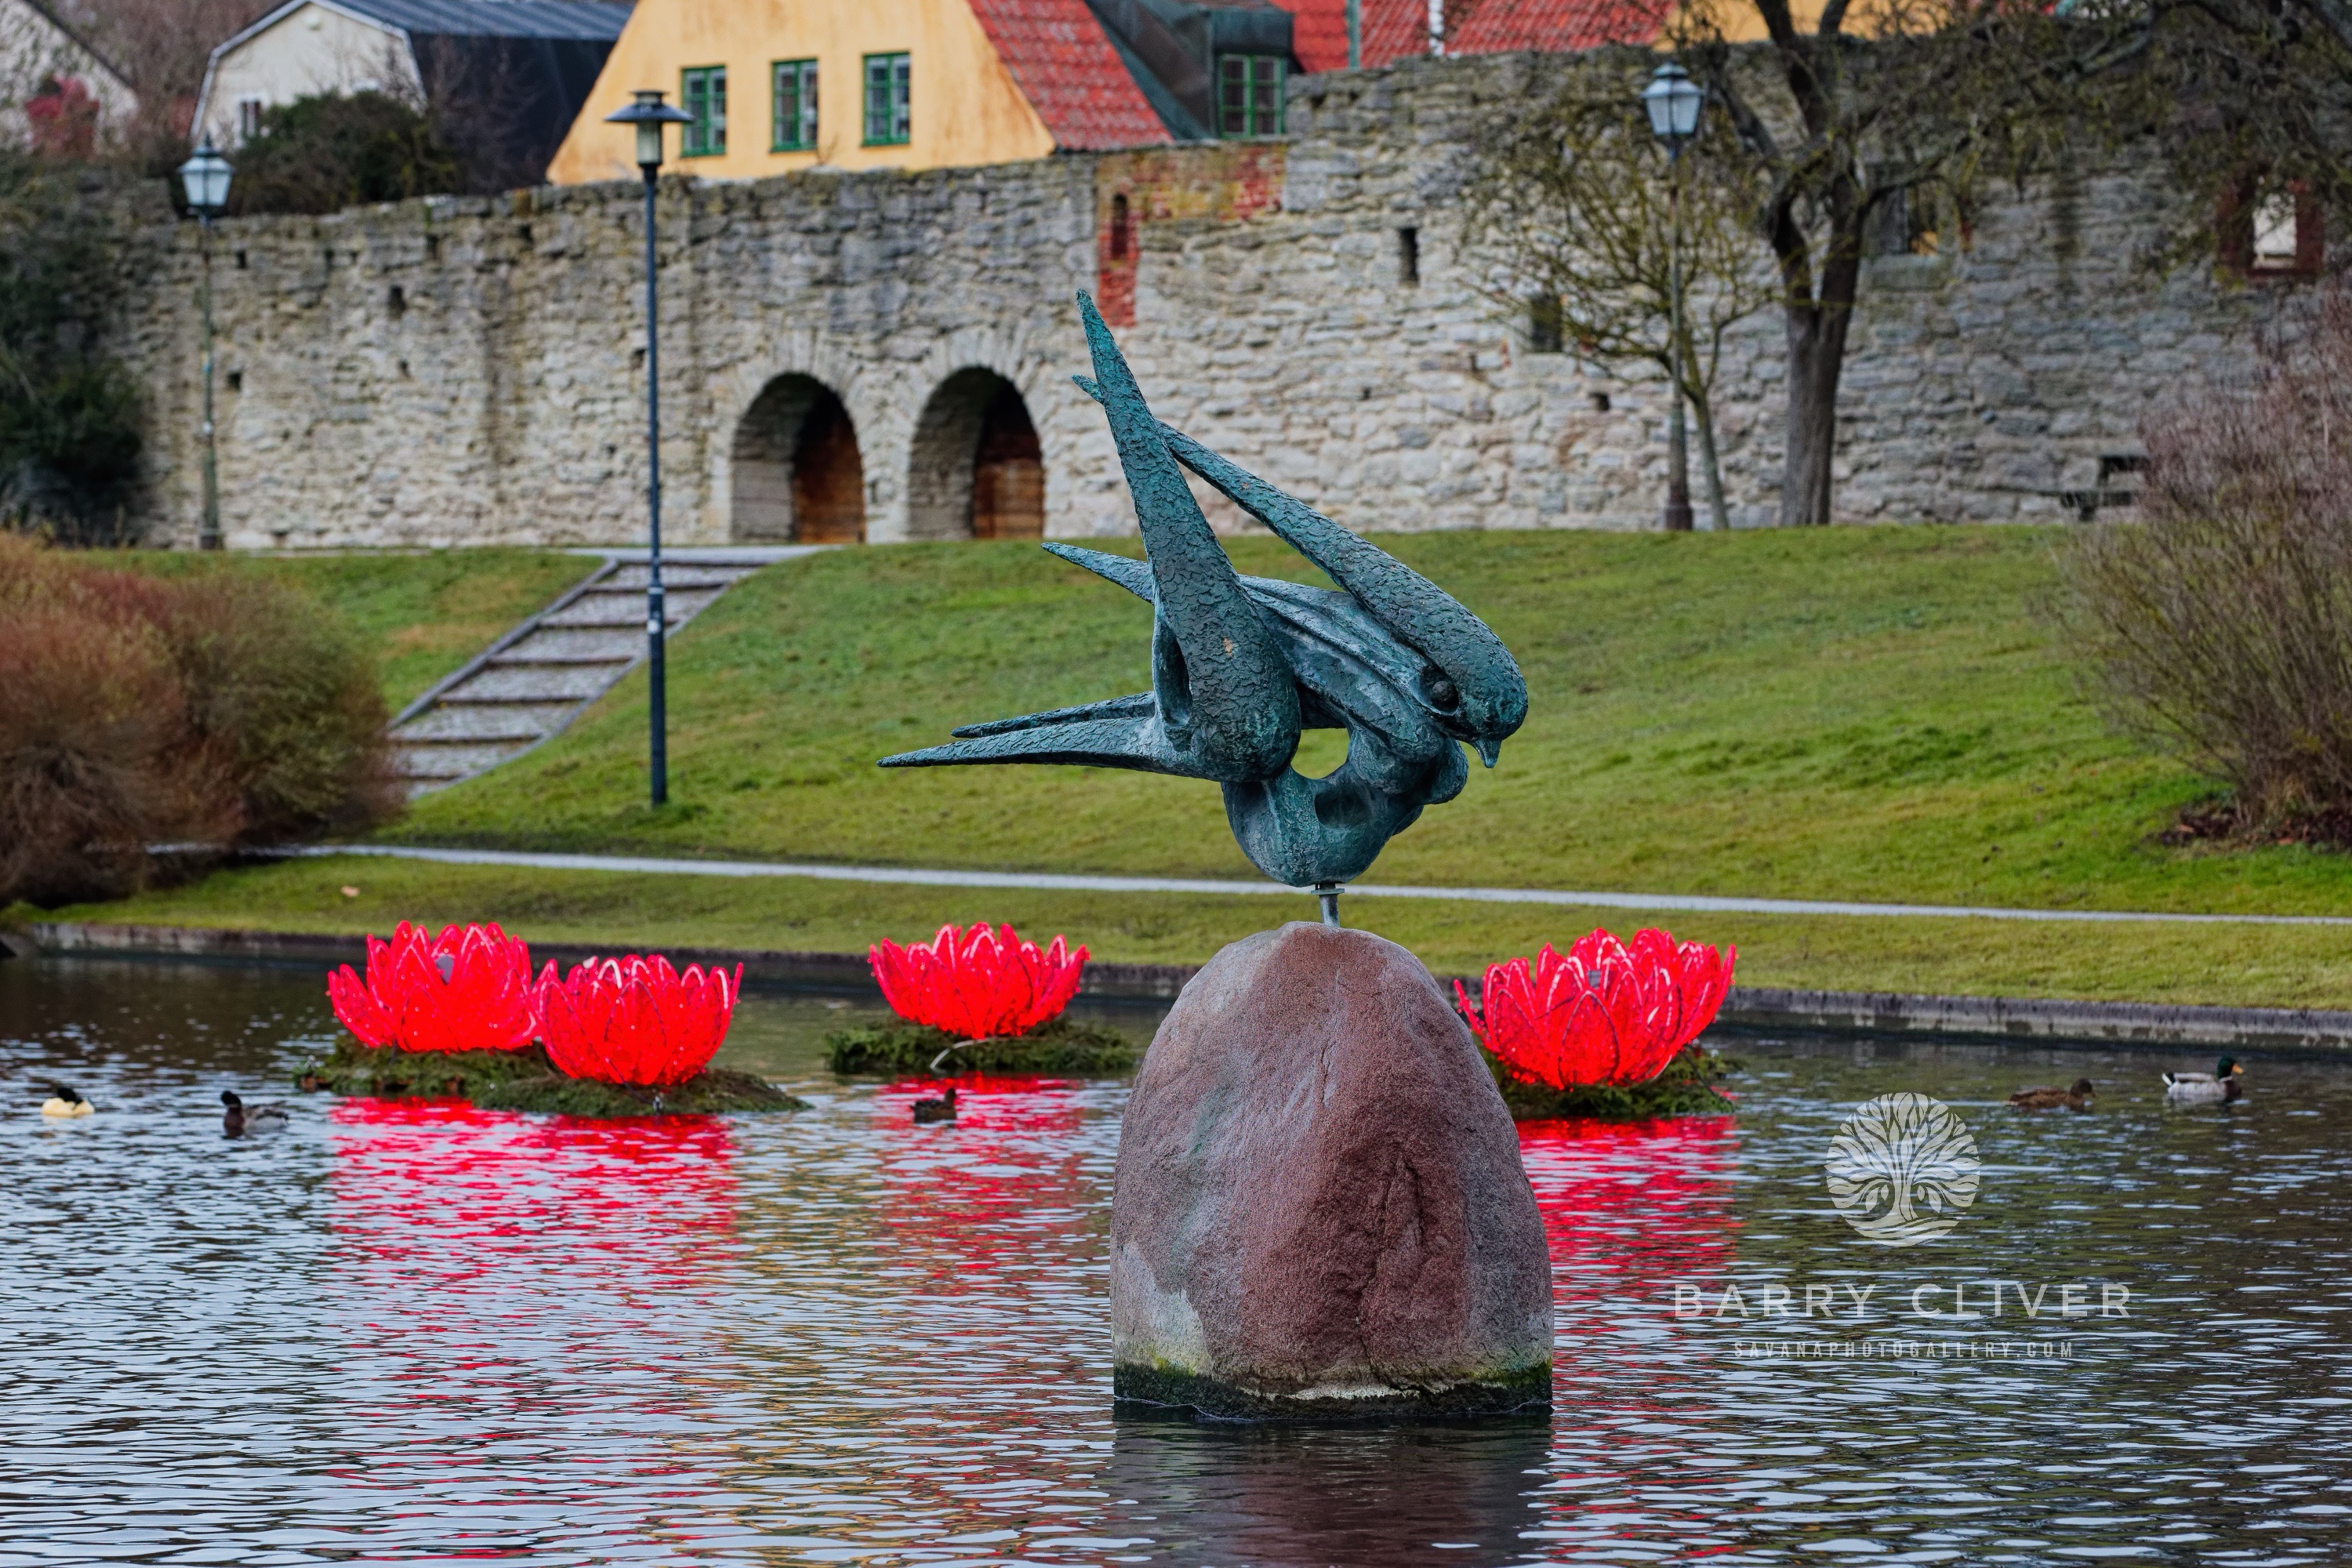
top-left (321, 0), bottom-right (629, 42)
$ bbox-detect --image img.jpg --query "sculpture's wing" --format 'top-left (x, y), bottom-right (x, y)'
top-left (1076, 293), bottom-right (1299, 782)
top-left (1071, 373), bottom-right (1526, 758)
top-left (950, 691), bottom-right (1155, 738)
top-left (1043, 543), bottom-right (1153, 601)
top-left (880, 709), bottom-right (1226, 780)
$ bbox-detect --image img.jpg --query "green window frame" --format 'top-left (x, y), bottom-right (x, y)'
top-left (681, 65), bottom-right (726, 157)
top-left (772, 59), bottom-right (818, 151)
top-left (1216, 54), bottom-right (1284, 139)
top-left (863, 52), bottom-right (910, 146)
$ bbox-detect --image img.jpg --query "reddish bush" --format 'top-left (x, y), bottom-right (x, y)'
top-left (0, 536), bottom-right (398, 906)
top-left (2067, 284), bottom-right (2352, 840)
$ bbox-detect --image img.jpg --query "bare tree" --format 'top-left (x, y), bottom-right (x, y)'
top-left (1461, 66), bottom-right (1777, 531)
top-left (1664, 2), bottom-right (2132, 524)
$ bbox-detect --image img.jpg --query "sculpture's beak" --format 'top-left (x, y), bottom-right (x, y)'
top-left (1476, 737), bottom-right (1501, 768)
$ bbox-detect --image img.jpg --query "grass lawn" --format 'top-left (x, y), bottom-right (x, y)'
top-left (119, 547), bottom-right (593, 710)
top-left (37, 526), bottom-right (2352, 1007)
top-left (382, 524), bottom-right (2348, 915)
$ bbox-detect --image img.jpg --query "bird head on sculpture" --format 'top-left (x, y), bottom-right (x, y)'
top-left (880, 294), bottom-right (1528, 892)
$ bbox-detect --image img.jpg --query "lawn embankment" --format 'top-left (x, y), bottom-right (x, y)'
top-left (36, 526), bottom-right (2352, 1008)
top-left (120, 548), bottom-right (592, 710)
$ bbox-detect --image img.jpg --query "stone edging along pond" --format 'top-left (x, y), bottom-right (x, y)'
top-left (13, 919), bottom-right (2352, 1055)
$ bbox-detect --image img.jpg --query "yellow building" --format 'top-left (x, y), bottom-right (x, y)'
top-left (546, 0), bottom-right (1301, 184)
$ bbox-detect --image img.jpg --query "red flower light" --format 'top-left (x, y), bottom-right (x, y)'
top-left (1454, 927), bottom-right (1736, 1091)
top-left (327, 921), bottom-right (540, 1053)
top-left (869, 923), bottom-right (1087, 1040)
top-left (535, 955), bottom-right (742, 1087)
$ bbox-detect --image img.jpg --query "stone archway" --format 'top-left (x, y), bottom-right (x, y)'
top-left (731, 374), bottom-right (866, 543)
top-left (906, 368), bottom-right (1044, 540)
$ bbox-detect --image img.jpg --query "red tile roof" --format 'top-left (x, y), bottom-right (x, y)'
top-left (1273, 0), bottom-right (1664, 71)
top-left (964, 0), bottom-right (1175, 150)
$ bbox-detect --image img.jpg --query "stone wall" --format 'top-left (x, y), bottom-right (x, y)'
top-left (111, 52), bottom-right (2311, 549)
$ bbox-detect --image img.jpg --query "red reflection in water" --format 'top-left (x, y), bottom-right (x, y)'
top-left (1519, 1114), bottom-right (1740, 1320)
top-left (1519, 1117), bottom-right (1744, 1550)
top-left (328, 1098), bottom-right (738, 1282)
top-left (872, 1076), bottom-right (1090, 1291)
top-left (323, 1100), bottom-right (742, 1517)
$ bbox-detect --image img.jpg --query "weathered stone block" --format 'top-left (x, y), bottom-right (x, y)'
top-left (1110, 922), bottom-right (1553, 1421)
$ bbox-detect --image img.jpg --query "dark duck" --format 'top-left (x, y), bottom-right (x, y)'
top-left (220, 1089), bottom-right (288, 1135)
top-left (2008, 1078), bottom-right (2096, 1111)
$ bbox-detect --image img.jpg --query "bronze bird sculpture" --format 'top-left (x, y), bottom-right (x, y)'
top-left (881, 295), bottom-right (1528, 901)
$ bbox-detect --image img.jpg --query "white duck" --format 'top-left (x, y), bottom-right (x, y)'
top-left (39, 1083), bottom-right (93, 1118)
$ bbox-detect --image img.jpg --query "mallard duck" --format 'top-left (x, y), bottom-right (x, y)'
top-left (2009, 1077), bottom-right (2096, 1111)
top-left (220, 1089), bottom-right (288, 1135)
top-left (2163, 1056), bottom-right (2245, 1105)
top-left (912, 1086), bottom-right (958, 1124)
top-left (39, 1083), bottom-right (93, 1118)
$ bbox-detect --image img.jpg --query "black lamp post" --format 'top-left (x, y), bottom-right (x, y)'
top-left (1642, 64), bottom-right (1704, 534)
top-left (176, 140), bottom-right (233, 550)
top-left (605, 89), bottom-right (694, 808)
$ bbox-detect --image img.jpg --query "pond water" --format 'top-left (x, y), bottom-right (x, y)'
top-left (5, 954), bottom-right (2351, 1566)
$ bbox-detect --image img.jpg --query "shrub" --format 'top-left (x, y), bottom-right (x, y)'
top-left (0, 538), bottom-right (400, 905)
top-left (2063, 286), bottom-right (2352, 841)
top-left (0, 154), bottom-right (143, 541)
top-left (225, 93), bottom-right (463, 217)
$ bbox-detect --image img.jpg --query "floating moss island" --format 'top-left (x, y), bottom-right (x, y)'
top-left (1489, 1043), bottom-right (1736, 1120)
top-left (295, 1042), bottom-right (808, 1115)
top-left (824, 1016), bottom-right (1139, 1076)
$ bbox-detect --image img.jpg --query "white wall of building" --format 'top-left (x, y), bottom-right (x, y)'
top-left (194, 1), bottom-right (422, 148)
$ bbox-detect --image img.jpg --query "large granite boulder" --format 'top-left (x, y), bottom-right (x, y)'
top-left (1110, 922), bottom-right (1553, 1419)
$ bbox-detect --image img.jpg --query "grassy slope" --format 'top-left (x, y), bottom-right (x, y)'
top-left (386, 524), bottom-right (2345, 914)
top-left (122, 548), bottom-right (593, 710)
top-left (44, 528), bottom-right (2352, 1006)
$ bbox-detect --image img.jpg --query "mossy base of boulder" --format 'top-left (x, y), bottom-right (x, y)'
top-left (824, 1015), bottom-right (1138, 1076)
top-left (470, 1069), bottom-right (808, 1116)
top-left (296, 1040), bottom-right (559, 1099)
top-left (1112, 1361), bottom-right (1552, 1423)
top-left (1490, 1042), bottom-right (1736, 1120)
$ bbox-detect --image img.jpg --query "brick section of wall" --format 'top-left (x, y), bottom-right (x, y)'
top-left (110, 51), bottom-right (2298, 549)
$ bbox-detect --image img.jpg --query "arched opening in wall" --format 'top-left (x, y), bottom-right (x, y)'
top-left (730, 375), bottom-right (866, 543)
top-left (906, 368), bottom-right (1044, 541)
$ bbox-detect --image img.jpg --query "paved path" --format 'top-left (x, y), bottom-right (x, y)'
top-left (285, 844), bottom-right (2352, 926)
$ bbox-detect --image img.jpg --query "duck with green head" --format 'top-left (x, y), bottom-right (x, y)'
top-left (2163, 1056), bottom-right (2244, 1105)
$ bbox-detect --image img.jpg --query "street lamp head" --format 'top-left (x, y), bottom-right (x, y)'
top-left (177, 140), bottom-right (233, 216)
top-left (1642, 62), bottom-right (1704, 147)
top-left (606, 89), bottom-right (695, 171)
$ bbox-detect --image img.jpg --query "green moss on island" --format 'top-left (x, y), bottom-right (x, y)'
top-left (825, 1015), bottom-right (1139, 1076)
top-left (296, 1041), bottom-right (807, 1114)
top-left (470, 1070), bottom-right (808, 1115)
top-left (296, 1040), bottom-right (560, 1099)
top-left (1490, 1042), bottom-right (1736, 1120)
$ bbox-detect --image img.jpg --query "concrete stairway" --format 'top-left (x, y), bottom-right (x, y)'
top-left (387, 548), bottom-right (811, 796)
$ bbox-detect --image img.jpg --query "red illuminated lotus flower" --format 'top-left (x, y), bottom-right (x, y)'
top-left (327, 921), bottom-right (540, 1054)
top-left (1454, 927), bottom-right (1737, 1091)
top-left (535, 955), bottom-right (742, 1087)
top-left (869, 923), bottom-right (1087, 1040)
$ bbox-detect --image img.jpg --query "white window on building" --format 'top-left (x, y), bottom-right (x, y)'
top-left (237, 96), bottom-right (265, 141)
top-left (2253, 192), bottom-right (2300, 269)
